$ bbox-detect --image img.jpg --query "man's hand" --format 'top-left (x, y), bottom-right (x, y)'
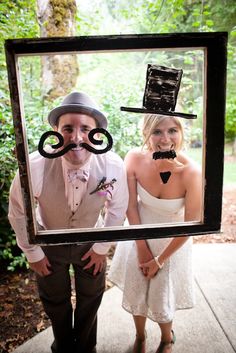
top-left (29, 256), bottom-right (52, 277)
top-left (81, 248), bottom-right (106, 276)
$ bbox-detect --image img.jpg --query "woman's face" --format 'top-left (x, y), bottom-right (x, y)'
top-left (54, 113), bottom-right (97, 166)
top-left (149, 117), bottom-right (182, 152)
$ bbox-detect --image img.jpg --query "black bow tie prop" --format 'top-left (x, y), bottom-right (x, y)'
top-left (38, 128), bottom-right (113, 159)
top-left (152, 150), bottom-right (177, 160)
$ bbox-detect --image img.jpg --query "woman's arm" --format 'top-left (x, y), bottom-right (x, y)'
top-left (125, 151), bottom-right (153, 273)
top-left (124, 150), bottom-right (141, 225)
top-left (160, 165), bottom-right (202, 262)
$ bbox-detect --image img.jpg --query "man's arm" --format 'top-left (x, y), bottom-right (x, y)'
top-left (8, 171), bottom-right (45, 262)
top-left (8, 161), bottom-right (51, 276)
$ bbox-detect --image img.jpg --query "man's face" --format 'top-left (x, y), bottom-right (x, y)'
top-left (54, 113), bottom-right (97, 166)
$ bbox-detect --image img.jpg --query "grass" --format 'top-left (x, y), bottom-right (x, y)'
top-left (223, 161), bottom-right (236, 185)
top-left (187, 147), bottom-right (202, 164)
top-left (224, 143), bottom-right (236, 185)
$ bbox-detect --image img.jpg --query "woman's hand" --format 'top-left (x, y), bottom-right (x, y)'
top-left (139, 259), bottom-right (159, 279)
top-left (136, 241), bottom-right (154, 277)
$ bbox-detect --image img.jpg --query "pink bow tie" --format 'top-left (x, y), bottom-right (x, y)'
top-left (67, 169), bottom-right (89, 183)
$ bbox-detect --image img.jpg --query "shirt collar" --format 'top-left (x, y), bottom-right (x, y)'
top-left (61, 155), bottom-right (92, 172)
top-left (61, 155), bottom-right (92, 184)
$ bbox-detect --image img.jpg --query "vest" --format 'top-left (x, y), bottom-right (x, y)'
top-left (37, 155), bottom-right (107, 230)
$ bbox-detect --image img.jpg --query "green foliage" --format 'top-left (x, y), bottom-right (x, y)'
top-left (102, 91), bottom-right (142, 159)
top-left (225, 95), bottom-right (236, 141)
top-left (0, 0), bottom-right (38, 38)
top-left (76, 0), bottom-right (236, 142)
top-left (0, 94), bottom-right (19, 271)
top-left (2, 234), bottom-right (28, 271)
top-left (0, 0), bottom-right (39, 271)
top-left (225, 39), bottom-right (236, 141)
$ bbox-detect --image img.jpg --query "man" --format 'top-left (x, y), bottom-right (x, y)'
top-left (8, 91), bottom-right (128, 353)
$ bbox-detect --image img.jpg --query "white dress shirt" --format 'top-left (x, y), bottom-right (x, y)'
top-left (8, 149), bottom-right (128, 263)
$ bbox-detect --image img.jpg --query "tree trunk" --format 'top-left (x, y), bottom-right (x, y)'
top-left (37, 0), bottom-right (79, 101)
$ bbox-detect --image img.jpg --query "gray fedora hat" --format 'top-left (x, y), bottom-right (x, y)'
top-left (48, 91), bottom-right (108, 128)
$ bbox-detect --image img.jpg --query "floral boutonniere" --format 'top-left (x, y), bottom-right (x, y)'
top-left (90, 177), bottom-right (117, 198)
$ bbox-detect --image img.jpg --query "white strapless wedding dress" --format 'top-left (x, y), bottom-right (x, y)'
top-left (108, 183), bottom-right (195, 323)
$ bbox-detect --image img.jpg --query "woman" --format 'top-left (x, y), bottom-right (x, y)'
top-left (108, 114), bottom-right (202, 353)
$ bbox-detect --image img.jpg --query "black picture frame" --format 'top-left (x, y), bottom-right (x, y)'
top-left (5, 32), bottom-right (228, 245)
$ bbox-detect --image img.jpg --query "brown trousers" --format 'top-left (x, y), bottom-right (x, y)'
top-left (36, 244), bottom-right (106, 353)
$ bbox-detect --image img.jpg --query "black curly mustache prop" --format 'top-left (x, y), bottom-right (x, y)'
top-left (38, 128), bottom-right (113, 159)
top-left (80, 128), bottom-right (113, 154)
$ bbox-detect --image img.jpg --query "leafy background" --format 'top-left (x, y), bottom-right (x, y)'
top-left (0, 0), bottom-right (235, 271)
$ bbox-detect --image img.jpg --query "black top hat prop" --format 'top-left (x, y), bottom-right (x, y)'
top-left (121, 64), bottom-right (197, 119)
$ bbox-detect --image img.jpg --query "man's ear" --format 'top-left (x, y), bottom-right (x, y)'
top-left (94, 132), bottom-right (102, 144)
top-left (53, 125), bottom-right (58, 131)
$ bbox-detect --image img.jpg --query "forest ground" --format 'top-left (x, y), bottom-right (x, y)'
top-left (0, 184), bottom-right (235, 353)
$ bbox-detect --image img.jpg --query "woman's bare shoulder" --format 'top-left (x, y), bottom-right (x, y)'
top-left (124, 148), bottom-right (148, 174)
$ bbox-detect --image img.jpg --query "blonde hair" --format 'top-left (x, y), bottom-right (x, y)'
top-left (142, 114), bottom-right (184, 151)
